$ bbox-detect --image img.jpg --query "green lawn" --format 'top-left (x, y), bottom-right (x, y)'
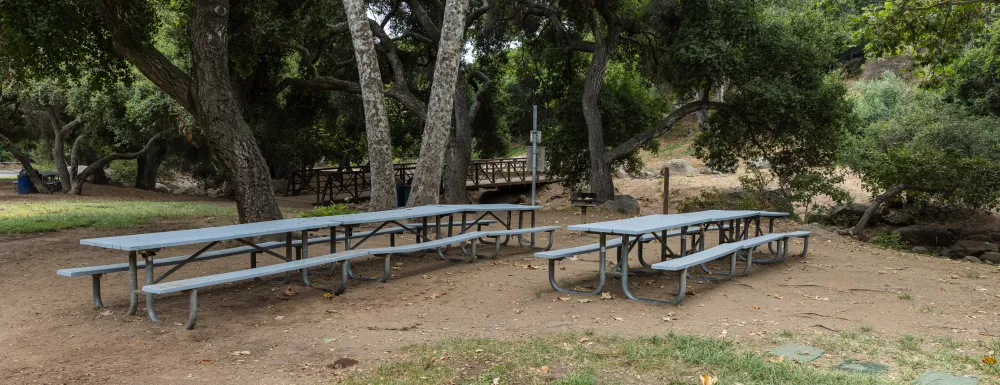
top-left (0, 200), bottom-right (235, 236)
top-left (337, 331), bottom-right (999, 385)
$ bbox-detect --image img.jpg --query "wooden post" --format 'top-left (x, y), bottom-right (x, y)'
top-left (662, 166), bottom-right (670, 214)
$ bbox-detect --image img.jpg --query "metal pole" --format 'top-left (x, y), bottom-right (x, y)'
top-left (531, 105), bottom-right (538, 207)
top-left (662, 166), bottom-right (670, 214)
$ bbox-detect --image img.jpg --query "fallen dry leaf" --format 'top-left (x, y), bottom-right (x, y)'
top-left (613, 316), bottom-right (624, 321)
top-left (558, 297), bottom-right (571, 301)
top-left (230, 351), bottom-right (251, 356)
top-left (198, 359), bottom-right (213, 365)
top-left (699, 374), bottom-right (718, 385)
top-left (492, 378), bottom-right (500, 385)
top-left (283, 285), bottom-right (297, 296)
top-left (274, 315), bottom-right (285, 320)
top-left (576, 298), bottom-right (592, 303)
top-left (538, 365), bottom-right (549, 374)
top-left (579, 337), bottom-right (590, 343)
top-left (766, 356), bottom-right (785, 363)
top-left (984, 356), bottom-right (997, 365)
top-left (427, 293), bottom-right (445, 299)
top-left (772, 294), bottom-right (783, 299)
top-left (600, 292), bottom-right (615, 300)
top-left (323, 292), bottom-right (335, 299)
top-left (513, 308), bottom-right (523, 314)
top-left (422, 274), bottom-right (432, 279)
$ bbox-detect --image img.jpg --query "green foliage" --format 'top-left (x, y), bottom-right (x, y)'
top-left (946, 25), bottom-right (1000, 117)
top-left (871, 230), bottom-right (905, 250)
top-left (0, 145), bottom-right (10, 162)
top-left (844, 74), bottom-right (1000, 211)
top-left (107, 160), bottom-right (138, 187)
top-left (0, 200), bottom-right (234, 236)
top-left (677, 169), bottom-right (795, 215)
top-left (297, 203), bottom-right (355, 218)
top-left (543, 63), bottom-right (669, 188)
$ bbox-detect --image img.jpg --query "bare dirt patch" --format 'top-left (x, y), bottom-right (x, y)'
top-left (2, 181), bottom-right (999, 384)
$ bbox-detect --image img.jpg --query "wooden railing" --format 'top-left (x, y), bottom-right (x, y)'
top-left (286, 158), bottom-right (537, 202)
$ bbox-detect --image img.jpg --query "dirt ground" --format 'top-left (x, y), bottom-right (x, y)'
top-left (2, 177), bottom-right (1000, 384)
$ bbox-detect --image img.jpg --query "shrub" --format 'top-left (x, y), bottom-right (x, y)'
top-left (298, 203), bottom-right (355, 218)
top-left (871, 230), bottom-right (905, 250)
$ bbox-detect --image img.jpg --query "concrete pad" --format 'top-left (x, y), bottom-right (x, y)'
top-left (913, 372), bottom-right (978, 385)
top-left (834, 359), bottom-right (888, 374)
top-left (768, 344), bottom-right (823, 363)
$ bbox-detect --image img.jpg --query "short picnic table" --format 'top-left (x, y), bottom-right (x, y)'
top-left (565, 210), bottom-right (784, 302)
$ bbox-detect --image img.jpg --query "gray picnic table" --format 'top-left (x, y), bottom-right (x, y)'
top-left (565, 210), bottom-right (786, 301)
top-left (72, 204), bottom-right (542, 321)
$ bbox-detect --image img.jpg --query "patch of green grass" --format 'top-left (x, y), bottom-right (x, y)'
top-left (899, 292), bottom-right (913, 300)
top-left (0, 200), bottom-right (235, 236)
top-left (337, 333), bottom-right (891, 385)
top-left (297, 203), bottom-right (355, 218)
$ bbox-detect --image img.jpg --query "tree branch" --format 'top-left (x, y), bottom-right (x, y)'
top-left (465, 0), bottom-right (490, 29)
top-left (402, 0), bottom-right (442, 41)
top-left (93, 0), bottom-right (194, 112)
top-left (281, 41), bottom-right (319, 79)
top-left (0, 132), bottom-right (49, 193)
top-left (72, 130), bottom-right (169, 194)
top-left (606, 100), bottom-right (724, 161)
top-left (467, 70), bottom-right (493, 119)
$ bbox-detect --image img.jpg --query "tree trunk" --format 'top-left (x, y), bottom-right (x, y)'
top-left (343, 0), bottom-right (397, 211)
top-left (48, 117), bottom-right (72, 192)
top-left (92, 167), bottom-right (109, 185)
top-left (0, 133), bottom-right (49, 193)
top-left (444, 69), bottom-right (473, 204)
top-left (70, 134), bottom-right (84, 180)
top-left (189, 0), bottom-right (282, 222)
top-left (846, 184), bottom-right (908, 237)
top-left (406, 0), bottom-right (470, 206)
top-left (71, 131), bottom-right (169, 194)
top-left (135, 139), bottom-right (166, 190)
top-left (582, 11), bottom-right (619, 202)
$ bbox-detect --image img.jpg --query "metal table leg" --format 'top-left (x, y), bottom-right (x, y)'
top-left (127, 251), bottom-right (138, 316)
top-left (144, 252), bottom-right (161, 322)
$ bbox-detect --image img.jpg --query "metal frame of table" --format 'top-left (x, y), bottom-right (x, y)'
top-left (78, 204), bottom-right (542, 322)
top-left (564, 210), bottom-right (784, 303)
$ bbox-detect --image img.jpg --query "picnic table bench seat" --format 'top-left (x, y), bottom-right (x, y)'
top-left (535, 224), bottom-right (730, 261)
top-left (142, 226), bottom-right (559, 330)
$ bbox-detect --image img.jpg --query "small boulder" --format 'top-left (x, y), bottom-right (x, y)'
top-left (963, 256), bottom-right (983, 264)
top-left (154, 183), bottom-right (170, 194)
top-left (965, 234), bottom-right (993, 242)
top-left (981, 252), bottom-right (1000, 264)
top-left (991, 233), bottom-right (1000, 243)
top-left (949, 240), bottom-right (999, 257)
top-left (663, 159), bottom-right (697, 176)
top-left (910, 246), bottom-right (930, 255)
top-left (895, 225), bottom-right (954, 247)
top-left (828, 203), bottom-right (876, 226)
top-left (601, 195), bottom-right (640, 216)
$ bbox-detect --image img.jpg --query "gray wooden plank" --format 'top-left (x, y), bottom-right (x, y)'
top-left (80, 217), bottom-right (337, 251)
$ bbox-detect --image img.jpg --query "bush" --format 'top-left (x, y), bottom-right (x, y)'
top-left (107, 160), bottom-right (137, 187)
top-left (871, 230), bottom-right (905, 250)
top-left (298, 203), bottom-right (355, 218)
top-left (676, 169), bottom-right (795, 216)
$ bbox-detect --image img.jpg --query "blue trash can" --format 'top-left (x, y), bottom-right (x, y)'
top-left (16, 169), bottom-right (36, 194)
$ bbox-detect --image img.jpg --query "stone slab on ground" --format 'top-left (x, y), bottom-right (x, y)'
top-left (834, 359), bottom-right (889, 374)
top-left (913, 372), bottom-right (978, 385)
top-left (768, 344), bottom-right (823, 363)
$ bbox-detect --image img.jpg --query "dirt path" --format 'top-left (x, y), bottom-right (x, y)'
top-left (1, 206), bottom-right (999, 384)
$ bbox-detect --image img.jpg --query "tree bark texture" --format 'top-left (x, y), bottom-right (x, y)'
top-left (444, 69), bottom-right (472, 204)
top-left (342, 0), bottom-right (398, 210)
top-left (581, 9), bottom-right (620, 203)
top-left (406, 0), bottom-right (470, 206)
top-left (189, 0), bottom-right (282, 222)
top-left (846, 184), bottom-right (908, 237)
top-left (46, 112), bottom-right (79, 192)
top-left (135, 139), bottom-right (167, 190)
top-left (0, 133), bottom-right (49, 193)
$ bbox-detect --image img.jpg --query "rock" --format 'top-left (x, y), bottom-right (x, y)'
top-left (949, 240), bottom-right (999, 257)
top-left (600, 195), bottom-right (640, 216)
top-left (749, 158), bottom-right (771, 169)
top-left (963, 256), bottom-right (983, 264)
top-left (991, 233), bottom-right (1000, 243)
top-left (207, 183), bottom-right (230, 198)
top-left (882, 209), bottom-right (914, 226)
top-left (613, 168), bottom-right (627, 179)
top-left (271, 179), bottom-right (289, 194)
top-left (828, 203), bottom-right (876, 226)
top-left (479, 189), bottom-right (528, 204)
top-left (171, 187), bottom-right (189, 195)
top-left (662, 159), bottom-right (697, 176)
top-left (966, 234), bottom-right (993, 242)
top-left (981, 251), bottom-right (1000, 264)
top-left (640, 170), bottom-right (659, 179)
top-left (895, 225), bottom-right (954, 247)
top-left (154, 183), bottom-right (170, 193)
top-left (910, 246), bottom-right (930, 254)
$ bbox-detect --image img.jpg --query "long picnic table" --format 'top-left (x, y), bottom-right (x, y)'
top-left (72, 204), bottom-right (541, 321)
top-left (564, 210), bottom-right (787, 301)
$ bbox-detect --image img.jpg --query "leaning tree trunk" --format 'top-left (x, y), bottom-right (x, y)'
top-left (582, 16), bottom-right (619, 203)
top-left (135, 139), bottom-right (166, 190)
top-left (190, 0), bottom-right (282, 222)
top-left (846, 183), bottom-right (908, 237)
top-left (49, 121), bottom-right (72, 192)
top-left (406, 0), bottom-right (471, 206)
top-left (343, 0), bottom-right (397, 210)
top-left (444, 70), bottom-right (473, 204)
top-left (71, 131), bottom-right (169, 194)
top-left (0, 133), bottom-right (48, 193)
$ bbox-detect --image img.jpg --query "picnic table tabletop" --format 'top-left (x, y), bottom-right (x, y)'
top-left (80, 217), bottom-right (336, 251)
top-left (566, 210), bottom-right (775, 236)
top-left (432, 204), bottom-right (542, 212)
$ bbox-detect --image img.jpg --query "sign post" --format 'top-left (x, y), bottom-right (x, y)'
top-left (530, 105), bottom-right (540, 245)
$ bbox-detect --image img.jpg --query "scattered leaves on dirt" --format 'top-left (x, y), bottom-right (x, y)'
top-left (198, 359), bottom-right (213, 365)
top-left (322, 292), bottom-right (335, 299)
top-left (600, 292), bottom-right (615, 300)
top-left (983, 355), bottom-right (997, 365)
top-left (283, 286), bottom-right (297, 296)
top-left (699, 374), bottom-right (718, 385)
